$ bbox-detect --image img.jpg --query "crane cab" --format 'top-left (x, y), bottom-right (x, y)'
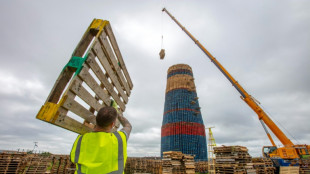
top-left (263, 146), bottom-right (277, 158)
top-left (263, 146), bottom-right (300, 167)
top-left (263, 146), bottom-right (299, 159)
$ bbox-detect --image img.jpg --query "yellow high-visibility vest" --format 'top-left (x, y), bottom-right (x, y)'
top-left (70, 131), bottom-right (127, 174)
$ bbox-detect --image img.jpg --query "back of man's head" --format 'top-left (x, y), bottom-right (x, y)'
top-left (96, 106), bottom-right (117, 128)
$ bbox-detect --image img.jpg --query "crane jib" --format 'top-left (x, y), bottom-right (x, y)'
top-left (195, 43), bottom-right (247, 99)
top-left (170, 8), bottom-right (247, 99)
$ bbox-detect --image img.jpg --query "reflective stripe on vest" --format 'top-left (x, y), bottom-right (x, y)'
top-left (108, 132), bottom-right (123, 174)
top-left (74, 132), bottom-right (124, 174)
top-left (74, 135), bottom-right (84, 174)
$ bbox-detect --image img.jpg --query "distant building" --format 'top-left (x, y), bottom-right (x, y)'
top-left (161, 64), bottom-right (208, 161)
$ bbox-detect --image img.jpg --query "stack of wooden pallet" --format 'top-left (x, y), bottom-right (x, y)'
top-left (124, 157), bottom-right (162, 174)
top-left (162, 151), bottom-right (197, 174)
top-left (50, 155), bottom-right (75, 174)
top-left (214, 146), bottom-right (256, 174)
top-left (194, 161), bottom-right (208, 173)
top-left (146, 159), bottom-right (162, 174)
top-left (124, 158), bottom-right (147, 173)
top-left (0, 152), bottom-right (77, 173)
top-left (279, 166), bottom-right (299, 174)
top-left (252, 157), bottom-right (276, 174)
top-left (162, 151), bottom-right (179, 174)
top-left (20, 154), bottom-right (52, 173)
top-left (182, 154), bottom-right (195, 174)
top-left (0, 151), bottom-right (26, 174)
top-left (300, 158), bottom-right (310, 174)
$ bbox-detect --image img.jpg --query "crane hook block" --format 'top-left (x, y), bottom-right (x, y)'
top-left (159, 49), bottom-right (165, 60)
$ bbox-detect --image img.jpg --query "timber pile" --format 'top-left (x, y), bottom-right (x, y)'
top-left (162, 151), bottom-right (178, 174)
top-left (0, 152), bottom-right (52, 174)
top-left (162, 151), bottom-right (196, 174)
top-left (124, 155), bottom-right (206, 174)
top-left (182, 155), bottom-right (195, 174)
top-left (214, 146), bottom-right (256, 174)
top-left (252, 157), bottom-right (276, 174)
top-left (0, 151), bottom-right (26, 174)
top-left (0, 152), bottom-right (75, 174)
top-left (279, 166), bottom-right (299, 174)
top-left (50, 155), bottom-right (75, 174)
top-left (194, 161), bottom-right (208, 173)
top-left (21, 154), bottom-right (52, 173)
top-left (299, 158), bottom-right (310, 174)
top-left (124, 157), bottom-right (162, 174)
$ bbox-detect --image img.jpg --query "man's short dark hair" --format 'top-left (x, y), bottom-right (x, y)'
top-left (96, 106), bottom-right (117, 128)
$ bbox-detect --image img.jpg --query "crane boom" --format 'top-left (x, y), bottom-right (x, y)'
top-left (162, 8), bottom-right (294, 147)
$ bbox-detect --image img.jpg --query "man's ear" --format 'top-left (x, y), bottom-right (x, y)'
top-left (111, 121), bottom-right (115, 127)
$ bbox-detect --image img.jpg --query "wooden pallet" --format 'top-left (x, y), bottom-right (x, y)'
top-left (21, 155), bottom-right (52, 174)
top-left (124, 157), bottom-right (162, 174)
top-left (49, 155), bottom-right (74, 174)
top-left (252, 157), bottom-right (276, 174)
top-left (0, 152), bottom-right (27, 174)
top-left (36, 19), bottom-right (133, 134)
top-left (214, 146), bottom-right (248, 153)
top-left (279, 166), bottom-right (299, 174)
top-left (214, 146), bottom-right (258, 174)
top-left (194, 161), bottom-right (208, 173)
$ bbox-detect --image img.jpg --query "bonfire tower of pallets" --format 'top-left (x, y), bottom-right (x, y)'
top-left (161, 64), bottom-right (208, 161)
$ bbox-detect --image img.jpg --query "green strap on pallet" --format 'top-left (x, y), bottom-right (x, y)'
top-left (63, 54), bottom-right (88, 76)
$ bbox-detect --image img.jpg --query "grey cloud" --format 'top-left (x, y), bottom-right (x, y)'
top-left (0, 0), bottom-right (309, 157)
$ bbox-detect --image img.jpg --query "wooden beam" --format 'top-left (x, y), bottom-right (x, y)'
top-left (98, 31), bottom-right (131, 96)
top-left (46, 67), bottom-right (74, 103)
top-left (85, 52), bottom-right (126, 110)
top-left (55, 107), bottom-right (92, 134)
top-left (104, 23), bottom-right (133, 89)
top-left (91, 42), bottom-right (129, 104)
top-left (90, 45), bottom-right (127, 110)
top-left (62, 91), bottom-right (96, 125)
top-left (78, 65), bottom-right (111, 107)
top-left (69, 77), bottom-right (103, 112)
top-left (72, 32), bottom-right (95, 57)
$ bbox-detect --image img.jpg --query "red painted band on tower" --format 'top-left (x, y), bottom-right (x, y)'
top-left (161, 122), bottom-right (206, 137)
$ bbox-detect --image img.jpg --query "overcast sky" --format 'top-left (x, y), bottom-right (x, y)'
top-left (0, 0), bottom-right (309, 157)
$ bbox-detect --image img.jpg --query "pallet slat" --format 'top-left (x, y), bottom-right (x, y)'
top-left (54, 107), bottom-right (93, 134)
top-left (70, 77), bottom-right (102, 112)
top-left (78, 64), bottom-right (110, 106)
top-left (99, 31), bottom-right (131, 96)
top-left (104, 23), bottom-right (133, 90)
top-left (92, 41), bottom-right (128, 105)
top-left (85, 53), bottom-right (126, 110)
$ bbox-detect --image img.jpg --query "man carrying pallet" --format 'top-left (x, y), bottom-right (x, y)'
top-left (70, 105), bottom-right (132, 174)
